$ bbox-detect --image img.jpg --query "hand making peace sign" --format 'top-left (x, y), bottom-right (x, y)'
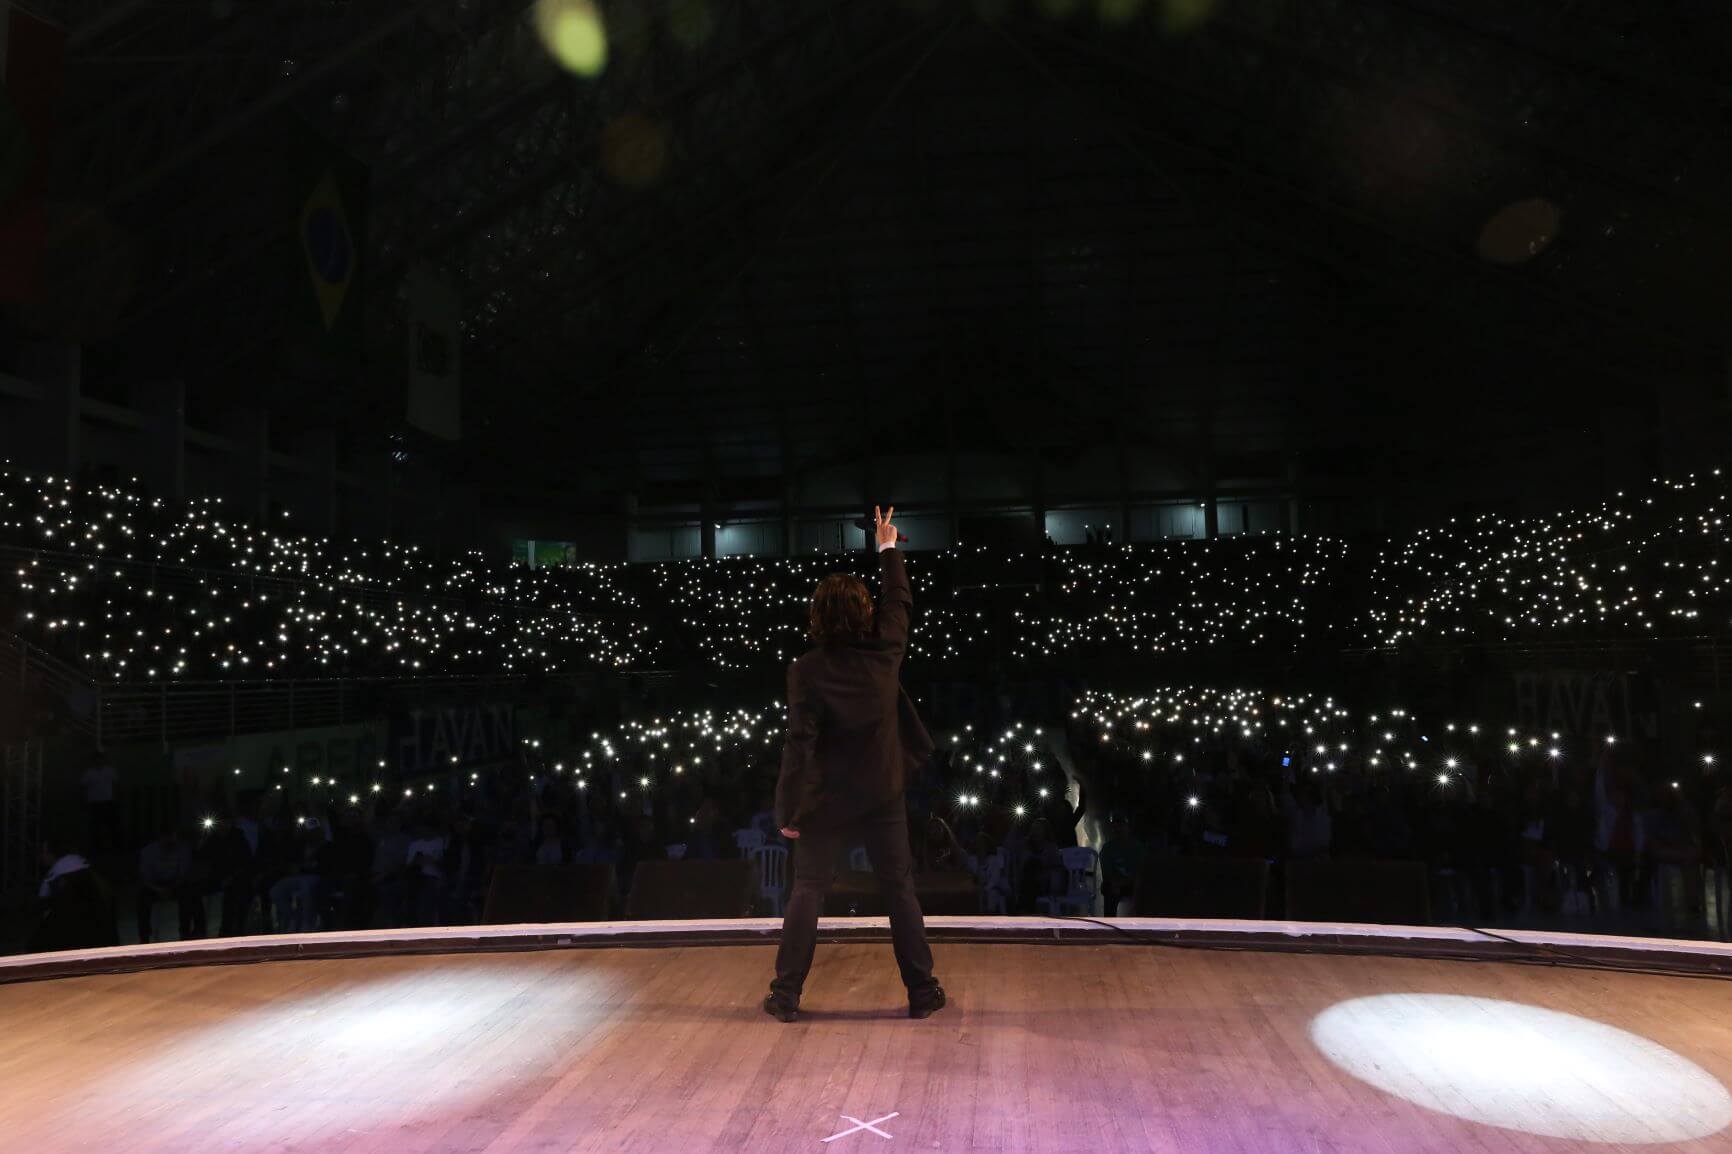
top-left (874, 505), bottom-right (897, 549)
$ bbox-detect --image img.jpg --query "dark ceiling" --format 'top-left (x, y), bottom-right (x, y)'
top-left (17, 0), bottom-right (1732, 505)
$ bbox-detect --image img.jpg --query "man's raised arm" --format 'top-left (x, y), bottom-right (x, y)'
top-left (872, 505), bottom-right (911, 656)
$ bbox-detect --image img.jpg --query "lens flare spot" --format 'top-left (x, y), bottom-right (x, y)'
top-left (669, 0), bottom-right (717, 51)
top-left (1159, 0), bottom-right (1219, 34)
top-left (601, 113), bottom-right (671, 189)
top-left (535, 0), bottom-right (608, 77)
top-left (1476, 197), bottom-right (1563, 265)
top-left (1098, 0), bottom-right (1148, 24)
top-left (1036, 0), bottom-right (1087, 16)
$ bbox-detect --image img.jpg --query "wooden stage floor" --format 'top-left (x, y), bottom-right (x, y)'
top-left (2, 923), bottom-right (1731, 1153)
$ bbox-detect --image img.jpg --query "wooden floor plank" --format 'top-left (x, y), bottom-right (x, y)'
top-left (0, 941), bottom-right (1730, 1153)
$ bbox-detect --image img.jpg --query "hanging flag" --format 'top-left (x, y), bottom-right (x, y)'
top-left (405, 264), bottom-right (462, 440)
top-left (300, 170), bottom-right (356, 331)
top-left (0, 3), bottom-right (65, 301)
top-left (262, 112), bottom-right (368, 360)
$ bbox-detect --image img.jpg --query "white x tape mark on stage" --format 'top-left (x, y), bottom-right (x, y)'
top-left (821, 1111), bottom-right (899, 1143)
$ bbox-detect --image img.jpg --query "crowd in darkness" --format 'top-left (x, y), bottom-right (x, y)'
top-left (29, 745), bottom-right (773, 952)
top-left (14, 463), bottom-right (1732, 951)
top-left (1061, 689), bottom-right (1732, 924)
top-left (23, 700), bottom-right (1099, 952)
top-left (26, 680), bottom-right (1732, 954)
top-left (9, 465), bottom-right (1732, 685)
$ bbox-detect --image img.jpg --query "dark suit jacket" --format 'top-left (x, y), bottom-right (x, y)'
top-left (775, 546), bottom-right (935, 832)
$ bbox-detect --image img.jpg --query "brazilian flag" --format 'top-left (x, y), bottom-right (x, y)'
top-left (300, 169), bottom-right (355, 332)
top-left (270, 113), bottom-right (368, 360)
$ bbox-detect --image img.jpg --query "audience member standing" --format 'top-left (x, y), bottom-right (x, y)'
top-left (369, 811), bottom-right (413, 927)
top-left (136, 823), bottom-right (202, 942)
top-left (620, 814), bottom-right (668, 896)
top-left (1039, 777), bottom-right (1087, 849)
top-left (317, 806), bottom-right (375, 930)
top-left (213, 796), bottom-right (281, 936)
top-left (533, 814), bottom-right (570, 865)
top-left (81, 756), bottom-right (122, 857)
top-left (1098, 817), bottom-right (1146, 916)
top-left (1015, 817), bottom-right (1064, 913)
top-left (1281, 780), bottom-right (1333, 859)
top-left (270, 822), bottom-right (327, 933)
top-left (403, 816), bottom-right (449, 926)
top-left (30, 828), bottom-right (117, 952)
top-left (1594, 759), bottom-right (1641, 909)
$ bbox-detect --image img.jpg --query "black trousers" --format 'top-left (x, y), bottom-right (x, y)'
top-left (771, 796), bottom-right (938, 1002)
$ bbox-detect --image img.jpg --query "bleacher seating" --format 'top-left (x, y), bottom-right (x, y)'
top-left (10, 464), bottom-right (1731, 686)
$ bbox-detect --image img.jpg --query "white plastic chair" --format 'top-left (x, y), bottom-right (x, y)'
top-left (754, 844), bottom-right (789, 915)
top-left (734, 828), bottom-right (765, 856)
top-left (1040, 846), bottom-right (1099, 916)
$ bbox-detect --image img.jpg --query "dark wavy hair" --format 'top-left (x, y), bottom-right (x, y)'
top-left (808, 572), bottom-right (874, 646)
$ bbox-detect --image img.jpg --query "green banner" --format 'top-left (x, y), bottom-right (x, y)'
top-left (173, 721), bottom-right (388, 795)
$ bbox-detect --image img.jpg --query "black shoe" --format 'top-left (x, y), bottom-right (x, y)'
top-left (763, 993), bottom-right (799, 1022)
top-left (908, 987), bottom-right (946, 1019)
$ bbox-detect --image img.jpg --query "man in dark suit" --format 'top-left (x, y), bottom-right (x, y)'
top-left (765, 505), bottom-right (945, 1022)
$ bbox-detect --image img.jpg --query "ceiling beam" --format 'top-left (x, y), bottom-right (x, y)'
top-left (103, 0), bottom-right (447, 205)
top-left (1362, 0), bottom-right (1732, 108)
top-left (65, 0), bottom-right (157, 49)
top-left (999, 17), bottom-right (1715, 377)
top-left (475, 17), bottom-right (945, 374)
top-left (1142, 1), bottom-right (1727, 221)
top-left (370, 0), bottom-right (855, 287)
top-left (468, 14), bottom-right (960, 482)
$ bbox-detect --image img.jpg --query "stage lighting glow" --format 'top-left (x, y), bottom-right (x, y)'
top-left (1097, 0), bottom-right (1148, 25)
top-left (34, 969), bottom-right (613, 1144)
top-left (1311, 994), bottom-right (1732, 1143)
top-left (668, 0), bottom-right (718, 50)
top-left (1158, 0), bottom-right (1218, 35)
top-left (534, 0), bottom-right (607, 77)
top-left (1475, 197), bottom-right (1562, 265)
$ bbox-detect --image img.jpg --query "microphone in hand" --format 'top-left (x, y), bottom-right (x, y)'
top-left (857, 507), bottom-right (906, 548)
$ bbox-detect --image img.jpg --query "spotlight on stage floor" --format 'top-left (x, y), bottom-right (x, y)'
top-left (49, 965), bottom-right (611, 1149)
top-left (1309, 993), bottom-right (1732, 1144)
